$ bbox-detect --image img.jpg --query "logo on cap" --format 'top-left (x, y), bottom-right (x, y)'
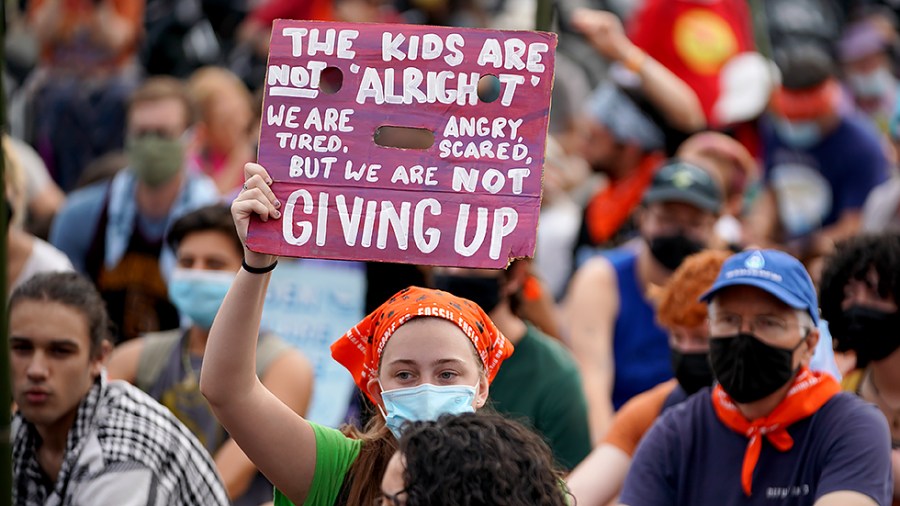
top-left (672, 168), bottom-right (699, 189)
top-left (745, 251), bottom-right (765, 270)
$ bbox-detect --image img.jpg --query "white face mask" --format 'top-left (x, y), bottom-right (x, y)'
top-left (847, 67), bottom-right (895, 99)
top-left (378, 381), bottom-right (477, 438)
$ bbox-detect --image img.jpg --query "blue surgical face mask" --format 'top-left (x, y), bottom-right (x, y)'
top-left (379, 381), bottom-right (477, 438)
top-left (773, 117), bottom-right (823, 149)
top-left (168, 268), bottom-right (236, 330)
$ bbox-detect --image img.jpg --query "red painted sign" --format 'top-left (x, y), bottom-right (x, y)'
top-left (247, 20), bottom-right (557, 268)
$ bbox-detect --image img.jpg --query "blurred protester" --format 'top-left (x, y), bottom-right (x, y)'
top-left (569, 9), bottom-right (705, 258)
top-left (382, 412), bottom-right (570, 506)
top-left (626, 0), bottom-right (755, 128)
top-left (187, 66), bottom-right (255, 196)
top-left (839, 17), bottom-right (900, 133)
top-left (534, 136), bottom-right (590, 300)
top-left (820, 233), bottom-right (900, 504)
top-left (11, 272), bottom-right (229, 505)
top-left (232, 0), bottom-right (333, 89)
top-left (432, 262), bottom-right (591, 470)
top-left (677, 131), bottom-right (759, 248)
top-left (619, 249), bottom-right (891, 506)
top-left (25, 0), bottom-right (144, 192)
top-left (863, 101), bottom-right (900, 232)
top-left (50, 77), bottom-right (219, 343)
top-left (751, 45), bottom-right (888, 261)
top-left (5, 137), bottom-right (73, 295)
top-left (107, 205), bottom-right (313, 505)
top-left (141, 0), bottom-right (229, 79)
top-left (5, 135), bottom-right (66, 239)
top-left (567, 249), bottom-right (730, 506)
top-left (564, 160), bottom-right (723, 441)
top-left (763, 0), bottom-right (844, 60)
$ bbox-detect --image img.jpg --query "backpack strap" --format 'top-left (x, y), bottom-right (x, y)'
top-left (135, 329), bottom-right (184, 392)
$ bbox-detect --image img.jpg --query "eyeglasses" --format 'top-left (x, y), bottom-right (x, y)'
top-left (708, 313), bottom-right (808, 340)
top-left (374, 490), bottom-right (407, 506)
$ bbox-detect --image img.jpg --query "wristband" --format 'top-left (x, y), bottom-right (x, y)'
top-left (242, 258), bottom-right (278, 274)
top-left (624, 48), bottom-right (647, 73)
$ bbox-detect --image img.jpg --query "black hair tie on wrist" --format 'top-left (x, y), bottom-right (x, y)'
top-left (242, 258), bottom-right (278, 274)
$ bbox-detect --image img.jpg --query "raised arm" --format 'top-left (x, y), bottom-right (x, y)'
top-left (572, 9), bottom-right (706, 133)
top-left (199, 163), bottom-right (317, 503)
top-left (214, 350), bottom-right (315, 500)
top-left (563, 257), bottom-right (620, 443)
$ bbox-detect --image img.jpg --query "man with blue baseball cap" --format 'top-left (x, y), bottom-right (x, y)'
top-left (618, 249), bottom-right (892, 506)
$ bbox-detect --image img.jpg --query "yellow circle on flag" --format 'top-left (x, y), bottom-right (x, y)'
top-left (673, 9), bottom-right (739, 75)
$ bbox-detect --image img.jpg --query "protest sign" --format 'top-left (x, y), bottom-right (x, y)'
top-left (247, 20), bottom-right (557, 268)
top-left (261, 258), bottom-right (365, 427)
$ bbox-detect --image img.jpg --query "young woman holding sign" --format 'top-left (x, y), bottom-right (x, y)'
top-left (199, 163), bottom-right (515, 506)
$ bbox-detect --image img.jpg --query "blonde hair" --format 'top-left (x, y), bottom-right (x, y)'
top-left (187, 66), bottom-right (253, 123)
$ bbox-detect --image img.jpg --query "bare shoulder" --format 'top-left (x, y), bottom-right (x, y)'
top-left (263, 349), bottom-right (314, 384)
top-left (260, 348), bottom-right (315, 416)
top-left (565, 256), bottom-right (620, 316)
top-left (106, 338), bottom-right (145, 383)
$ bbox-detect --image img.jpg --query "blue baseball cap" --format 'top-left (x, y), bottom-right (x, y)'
top-left (699, 249), bottom-right (820, 326)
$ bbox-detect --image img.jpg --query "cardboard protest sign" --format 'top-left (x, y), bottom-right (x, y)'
top-left (247, 20), bottom-right (557, 268)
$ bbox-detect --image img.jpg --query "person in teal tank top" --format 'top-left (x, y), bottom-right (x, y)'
top-left (201, 163), bottom-right (516, 506)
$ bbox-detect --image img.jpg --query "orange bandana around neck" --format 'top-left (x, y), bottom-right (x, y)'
top-left (330, 286), bottom-right (513, 405)
top-left (711, 368), bottom-right (840, 496)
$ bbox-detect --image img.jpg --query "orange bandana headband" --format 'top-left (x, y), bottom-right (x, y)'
top-left (331, 286), bottom-right (514, 405)
top-left (769, 79), bottom-right (841, 121)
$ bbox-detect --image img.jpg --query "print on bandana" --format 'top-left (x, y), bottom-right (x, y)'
top-left (331, 286), bottom-right (513, 404)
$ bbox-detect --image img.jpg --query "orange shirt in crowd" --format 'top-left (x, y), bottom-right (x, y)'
top-left (604, 378), bottom-right (679, 456)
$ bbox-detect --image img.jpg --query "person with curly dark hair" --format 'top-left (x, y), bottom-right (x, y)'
top-left (820, 232), bottom-right (900, 504)
top-left (820, 232), bottom-right (900, 374)
top-left (379, 412), bottom-right (570, 506)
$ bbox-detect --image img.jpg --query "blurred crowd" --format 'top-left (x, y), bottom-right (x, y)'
top-left (6, 0), bottom-right (900, 505)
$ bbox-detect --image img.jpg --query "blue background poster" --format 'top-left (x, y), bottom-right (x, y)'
top-left (261, 258), bottom-right (366, 427)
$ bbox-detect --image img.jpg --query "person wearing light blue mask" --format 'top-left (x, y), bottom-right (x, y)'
top-left (378, 379), bottom-right (479, 439)
top-left (752, 44), bottom-right (889, 261)
top-left (107, 204), bottom-right (314, 506)
top-left (199, 163), bottom-right (517, 506)
top-left (839, 17), bottom-right (899, 134)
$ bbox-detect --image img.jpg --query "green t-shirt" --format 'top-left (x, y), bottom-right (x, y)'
top-left (488, 324), bottom-right (592, 470)
top-left (273, 422), bottom-right (363, 506)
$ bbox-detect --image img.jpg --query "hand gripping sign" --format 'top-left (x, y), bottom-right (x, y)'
top-left (247, 20), bottom-right (557, 268)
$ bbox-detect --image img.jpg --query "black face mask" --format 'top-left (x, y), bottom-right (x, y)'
top-left (833, 305), bottom-right (900, 364)
top-left (671, 349), bottom-right (714, 394)
top-left (647, 234), bottom-right (704, 271)
top-left (432, 274), bottom-right (502, 314)
top-left (709, 332), bottom-right (806, 404)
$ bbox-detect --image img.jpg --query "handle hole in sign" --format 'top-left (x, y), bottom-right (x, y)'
top-left (319, 66), bottom-right (343, 94)
top-left (478, 75), bottom-right (501, 103)
top-left (374, 126), bottom-right (435, 150)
